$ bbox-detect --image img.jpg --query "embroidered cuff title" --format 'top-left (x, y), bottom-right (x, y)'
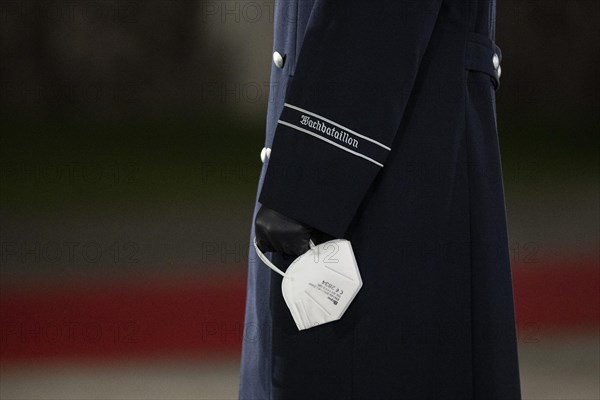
top-left (278, 103), bottom-right (390, 167)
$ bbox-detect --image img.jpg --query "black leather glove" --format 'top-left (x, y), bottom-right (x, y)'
top-left (255, 206), bottom-right (334, 256)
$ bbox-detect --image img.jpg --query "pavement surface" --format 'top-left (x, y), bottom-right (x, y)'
top-left (1, 334), bottom-right (598, 400)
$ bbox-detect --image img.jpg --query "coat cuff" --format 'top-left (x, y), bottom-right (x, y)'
top-left (258, 105), bottom-right (385, 238)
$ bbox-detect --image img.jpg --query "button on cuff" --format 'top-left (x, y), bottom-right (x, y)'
top-left (260, 147), bottom-right (271, 163)
top-left (273, 51), bottom-right (284, 69)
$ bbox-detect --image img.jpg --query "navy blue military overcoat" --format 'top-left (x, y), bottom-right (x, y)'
top-left (239, 0), bottom-right (521, 398)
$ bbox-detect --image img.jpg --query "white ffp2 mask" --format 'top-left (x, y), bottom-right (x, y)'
top-left (253, 237), bottom-right (362, 331)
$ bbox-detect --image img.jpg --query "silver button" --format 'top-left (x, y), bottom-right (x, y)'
top-left (492, 53), bottom-right (500, 70)
top-left (497, 65), bottom-right (502, 79)
top-left (273, 51), bottom-right (284, 69)
top-left (260, 147), bottom-right (271, 163)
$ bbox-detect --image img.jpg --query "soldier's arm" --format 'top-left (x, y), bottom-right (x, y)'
top-left (260, 0), bottom-right (443, 238)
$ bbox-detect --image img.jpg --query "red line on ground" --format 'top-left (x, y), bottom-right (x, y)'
top-left (1, 274), bottom-right (248, 363)
top-left (512, 262), bottom-right (599, 333)
top-left (1, 263), bottom-right (598, 363)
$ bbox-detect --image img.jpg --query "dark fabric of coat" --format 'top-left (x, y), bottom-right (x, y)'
top-left (239, 0), bottom-right (521, 399)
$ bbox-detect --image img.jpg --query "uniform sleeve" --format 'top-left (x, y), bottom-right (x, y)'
top-left (259, 0), bottom-right (443, 238)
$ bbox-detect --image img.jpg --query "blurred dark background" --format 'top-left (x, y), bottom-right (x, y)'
top-left (1, 1), bottom-right (598, 399)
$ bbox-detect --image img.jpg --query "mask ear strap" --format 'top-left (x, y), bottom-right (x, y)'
top-left (253, 237), bottom-right (286, 277)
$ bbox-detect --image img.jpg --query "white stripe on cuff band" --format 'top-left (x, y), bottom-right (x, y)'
top-left (277, 120), bottom-right (384, 167)
top-left (283, 103), bottom-right (391, 151)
